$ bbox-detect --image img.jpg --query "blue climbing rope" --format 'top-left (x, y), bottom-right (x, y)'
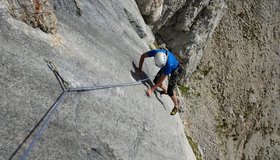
top-left (13, 60), bottom-right (154, 160)
top-left (19, 90), bottom-right (68, 160)
top-left (69, 77), bottom-right (152, 92)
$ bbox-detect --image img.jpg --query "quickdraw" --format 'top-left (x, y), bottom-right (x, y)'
top-left (44, 59), bottom-right (69, 91)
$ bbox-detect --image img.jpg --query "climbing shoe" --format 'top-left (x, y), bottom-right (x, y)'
top-left (170, 106), bottom-right (179, 115)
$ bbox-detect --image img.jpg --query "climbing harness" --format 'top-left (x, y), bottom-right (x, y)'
top-left (10, 60), bottom-right (154, 160)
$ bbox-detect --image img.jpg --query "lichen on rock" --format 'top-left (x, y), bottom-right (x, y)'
top-left (7, 0), bottom-right (57, 34)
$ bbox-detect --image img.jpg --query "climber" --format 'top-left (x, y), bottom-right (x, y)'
top-left (136, 49), bottom-right (183, 115)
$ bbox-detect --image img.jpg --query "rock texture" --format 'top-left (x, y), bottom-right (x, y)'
top-left (5, 0), bottom-right (57, 34)
top-left (135, 0), bottom-right (163, 25)
top-left (0, 0), bottom-right (195, 160)
top-left (136, 0), bottom-right (226, 82)
top-left (183, 0), bottom-right (280, 159)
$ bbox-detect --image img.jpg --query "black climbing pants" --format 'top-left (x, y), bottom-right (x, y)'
top-left (153, 65), bottom-right (183, 97)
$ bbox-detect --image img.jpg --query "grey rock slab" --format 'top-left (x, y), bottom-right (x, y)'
top-left (0, 1), bottom-right (195, 160)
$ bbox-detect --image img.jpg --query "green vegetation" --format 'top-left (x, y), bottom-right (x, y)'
top-left (179, 84), bottom-right (201, 98)
top-left (186, 134), bottom-right (203, 160)
top-left (179, 85), bottom-right (190, 96)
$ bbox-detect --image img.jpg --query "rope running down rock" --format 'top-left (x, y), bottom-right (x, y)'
top-left (11, 60), bottom-right (153, 160)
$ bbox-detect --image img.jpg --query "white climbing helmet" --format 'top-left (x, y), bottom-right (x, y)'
top-left (154, 52), bottom-right (167, 68)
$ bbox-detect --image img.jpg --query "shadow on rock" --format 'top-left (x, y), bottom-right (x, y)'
top-left (131, 62), bottom-right (167, 110)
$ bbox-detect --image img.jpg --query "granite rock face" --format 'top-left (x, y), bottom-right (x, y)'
top-left (5, 0), bottom-right (57, 34)
top-left (136, 0), bottom-right (226, 81)
top-left (135, 0), bottom-right (163, 24)
top-left (0, 0), bottom-right (195, 160)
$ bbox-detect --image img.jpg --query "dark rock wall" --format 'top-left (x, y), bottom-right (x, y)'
top-left (136, 0), bottom-right (225, 81)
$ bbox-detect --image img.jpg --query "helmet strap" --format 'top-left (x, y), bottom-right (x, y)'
top-left (164, 49), bottom-right (169, 59)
